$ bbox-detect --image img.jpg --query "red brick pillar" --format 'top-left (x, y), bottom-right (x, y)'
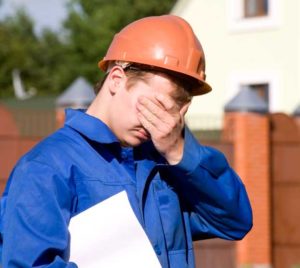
top-left (223, 87), bottom-right (272, 267)
top-left (224, 112), bottom-right (271, 267)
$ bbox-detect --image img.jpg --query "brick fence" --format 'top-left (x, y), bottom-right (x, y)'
top-left (1, 104), bottom-right (300, 268)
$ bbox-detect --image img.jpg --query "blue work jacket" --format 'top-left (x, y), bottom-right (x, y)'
top-left (0, 109), bottom-right (252, 268)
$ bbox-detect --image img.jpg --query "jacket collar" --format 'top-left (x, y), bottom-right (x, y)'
top-left (64, 108), bottom-right (119, 144)
top-left (64, 109), bottom-right (166, 164)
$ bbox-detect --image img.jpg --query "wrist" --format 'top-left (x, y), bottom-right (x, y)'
top-left (164, 138), bottom-right (184, 165)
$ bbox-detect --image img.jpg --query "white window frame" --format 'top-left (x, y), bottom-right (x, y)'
top-left (227, 71), bottom-right (280, 112)
top-left (227, 0), bottom-right (280, 33)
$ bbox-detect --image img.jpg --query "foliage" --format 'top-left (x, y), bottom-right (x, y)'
top-left (0, 9), bottom-right (68, 97)
top-left (0, 0), bottom-right (176, 98)
top-left (0, 10), bottom-right (37, 97)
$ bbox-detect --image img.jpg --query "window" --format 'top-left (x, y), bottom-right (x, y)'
top-left (248, 83), bottom-right (269, 103)
top-left (228, 0), bottom-right (280, 32)
top-left (244, 0), bottom-right (269, 18)
top-left (245, 83), bottom-right (270, 110)
top-left (228, 71), bottom-right (280, 112)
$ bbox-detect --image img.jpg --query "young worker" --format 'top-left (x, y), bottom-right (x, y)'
top-left (0, 15), bottom-right (252, 267)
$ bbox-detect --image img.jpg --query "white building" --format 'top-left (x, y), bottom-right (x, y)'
top-left (172, 0), bottom-right (300, 130)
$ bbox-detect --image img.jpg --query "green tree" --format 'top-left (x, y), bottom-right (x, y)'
top-left (63, 0), bottom-right (177, 86)
top-left (0, 0), bottom-right (176, 98)
top-left (31, 29), bottom-right (70, 96)
top-left (0, 9), bottom-right (38, 98)
top-left (0, 9), bottom-right (68, 97)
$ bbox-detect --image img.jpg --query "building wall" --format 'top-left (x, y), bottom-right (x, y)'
top-left (172, 0), bottom-right (300, 130)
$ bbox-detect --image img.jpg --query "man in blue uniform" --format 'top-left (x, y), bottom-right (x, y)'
top-left (0, 15), bottom-right (252, 267)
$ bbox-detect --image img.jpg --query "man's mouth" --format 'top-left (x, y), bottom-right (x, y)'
top-left (136, 128), bottom-right (150, 140)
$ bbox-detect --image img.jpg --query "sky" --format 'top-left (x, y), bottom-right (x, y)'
top-left (0, 0), bottom-right (68, 34)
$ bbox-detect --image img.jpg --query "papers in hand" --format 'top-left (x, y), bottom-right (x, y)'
top-left (69, 191), bottom-right (161, 268)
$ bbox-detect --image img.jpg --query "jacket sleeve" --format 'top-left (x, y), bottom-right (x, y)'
top-left (165, 127), bottom-right (253, 241)
top-left (0, 159), bottom-right (78, 267)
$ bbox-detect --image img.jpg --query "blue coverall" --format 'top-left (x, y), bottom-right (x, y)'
top-left (0, 109), bottom-right (252, 267)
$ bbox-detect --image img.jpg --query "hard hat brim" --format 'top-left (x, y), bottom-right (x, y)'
top-left (98, 59), bottom-right (212, 96)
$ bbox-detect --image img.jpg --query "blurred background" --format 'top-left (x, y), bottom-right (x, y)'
top-left (1, 0), bottom-right (300, 267)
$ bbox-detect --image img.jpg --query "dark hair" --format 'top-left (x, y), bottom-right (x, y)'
top-left (94, 73), bottom-right (109, 94)
top-left (94, 64), bottom-right (195, 106)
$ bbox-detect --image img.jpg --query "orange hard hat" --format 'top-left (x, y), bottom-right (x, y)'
top-left (98, 15), bottom-right (212, 96)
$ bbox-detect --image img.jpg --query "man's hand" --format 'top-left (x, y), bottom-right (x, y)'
top-left (136, 93), bottom-right (190, 165)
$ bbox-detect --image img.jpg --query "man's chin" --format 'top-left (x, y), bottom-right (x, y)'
top-left (121, 137), bottom-right (149, 147)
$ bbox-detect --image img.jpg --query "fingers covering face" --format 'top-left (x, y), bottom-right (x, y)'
top-left (136, 94), bottom-right (184, 136)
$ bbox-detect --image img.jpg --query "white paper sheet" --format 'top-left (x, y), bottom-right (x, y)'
top-left (69, 191), bottom-right (161, 268)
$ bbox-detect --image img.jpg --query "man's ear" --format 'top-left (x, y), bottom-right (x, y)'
top-left (107, 66), bottom-right (127, 95)
top-left (180, 100), bottom-right (192, 117)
